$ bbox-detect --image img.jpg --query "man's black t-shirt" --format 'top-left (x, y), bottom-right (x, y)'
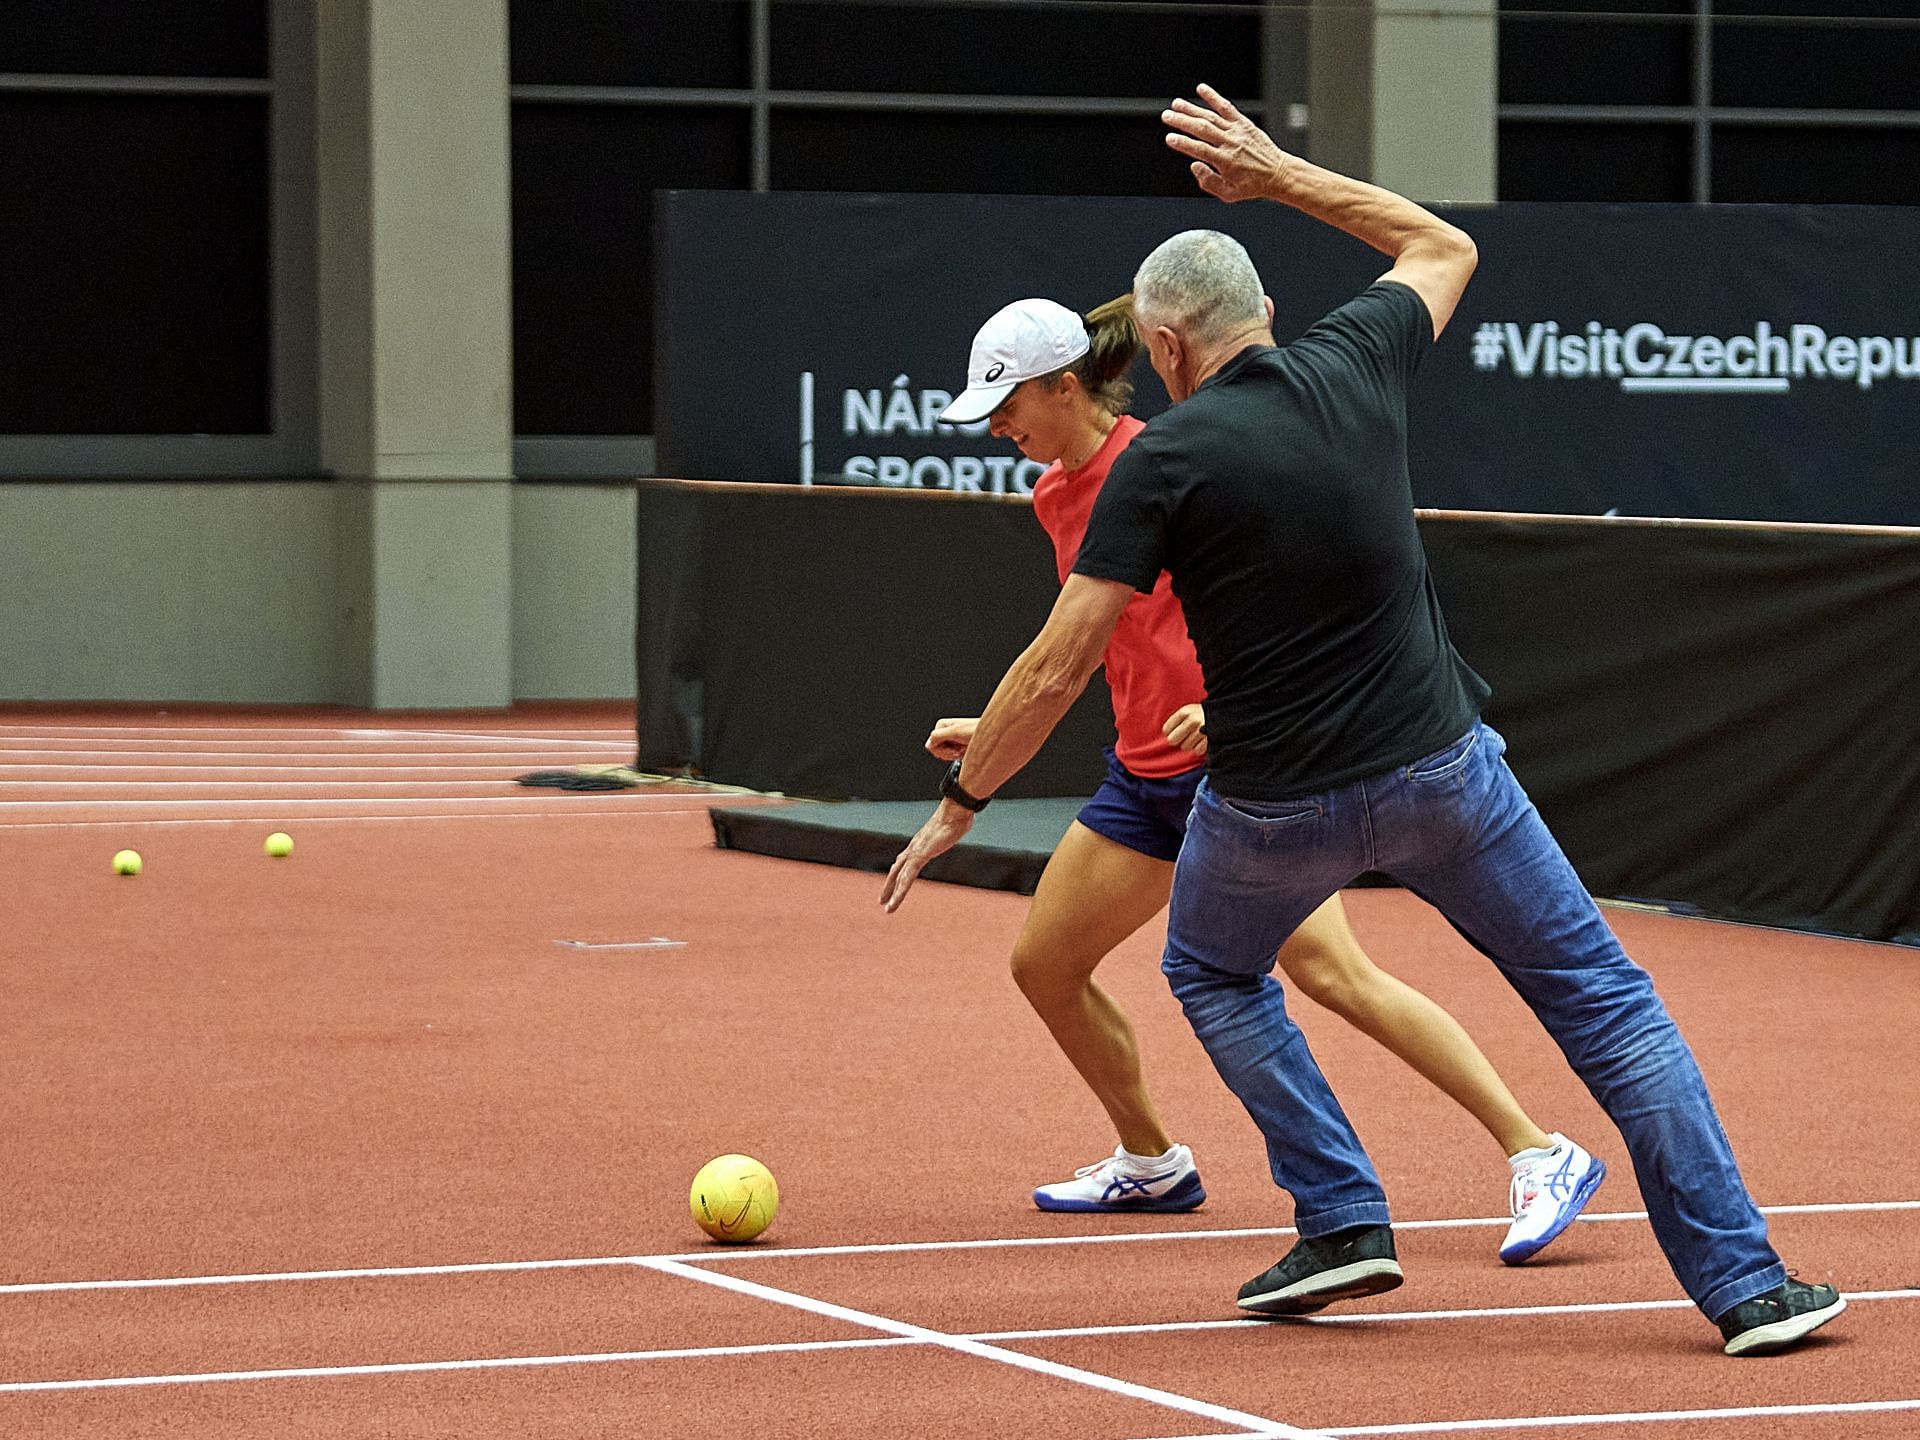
top-left (1073, 281), bottom-right (1490, 801)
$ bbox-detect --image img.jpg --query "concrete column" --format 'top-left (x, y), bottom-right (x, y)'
top-left (1307, 0), bottom-right (1497, 204)
top-left (315, 0), bottom-right (514, 707)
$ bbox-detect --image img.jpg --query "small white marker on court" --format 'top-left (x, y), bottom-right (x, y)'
top-left (554, 938), bottom-right (687, 951)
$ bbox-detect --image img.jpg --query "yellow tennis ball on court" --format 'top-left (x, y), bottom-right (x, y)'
top-left (265, 831), bottom-right (294, 858)
top-left (112, 849), bottom-right (142, 876)
top-left (690, 1154), bottom-right (779, 1243)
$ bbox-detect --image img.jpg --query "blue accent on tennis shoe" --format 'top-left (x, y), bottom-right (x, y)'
top-left (1033, 1167), bottom-right (1207, 1213)
top-left (1501, 1136), bottom-right (1607, 1264)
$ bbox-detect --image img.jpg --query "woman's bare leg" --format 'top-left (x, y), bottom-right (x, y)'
top-left (1011, 821), bottom-right (1178, 1156)
top-left (1278, 893), bottom-right (1552, 1157)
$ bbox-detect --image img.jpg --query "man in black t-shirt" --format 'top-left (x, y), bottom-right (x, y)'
top-left (883, 85), bottom-right (1842, 1357)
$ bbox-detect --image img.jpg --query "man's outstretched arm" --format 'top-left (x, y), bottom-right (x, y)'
top-left (1163, 83), bottom-right (1478, 339)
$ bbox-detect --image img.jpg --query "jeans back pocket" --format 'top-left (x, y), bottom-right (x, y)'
top-left (1405, 727), bottom-right (1480, 784)
top-left (1216, 793), bottom-right (1321, 825)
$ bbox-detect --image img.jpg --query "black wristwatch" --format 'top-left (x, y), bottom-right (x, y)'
top-left (939, 758), bottom-right (992, 813)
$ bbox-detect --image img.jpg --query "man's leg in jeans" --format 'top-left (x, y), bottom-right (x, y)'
top-left (1374, 723), bottom-right (1784, 1320)
top-left (1160, 779), bottom-right (1389, 1238)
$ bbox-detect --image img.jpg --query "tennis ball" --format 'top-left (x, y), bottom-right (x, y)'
top-left (265, 831), bottom-right (294, 858)
top-left (690, 1154), bottom-right (779, 1243)
top-left (112, 849), bottom-right (142, 876)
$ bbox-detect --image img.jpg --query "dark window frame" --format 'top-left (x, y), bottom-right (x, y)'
top-left (0, 0), bottom-right (315, 479)
top-left (1498, 4), bottom-right (1920, 206)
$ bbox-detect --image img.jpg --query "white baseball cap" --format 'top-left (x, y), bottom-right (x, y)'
top-left (938, 298), bottom-right (1091, 424)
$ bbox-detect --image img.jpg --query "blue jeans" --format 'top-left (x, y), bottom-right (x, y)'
top-left (1162, 720), bottom-right (1785, 1319)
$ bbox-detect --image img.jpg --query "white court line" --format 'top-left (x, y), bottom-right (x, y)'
top-left (639, 1256), bottom-right (1320, 1439)
top-left (0, 725), bottom-right (632, 739)
top-left (0, 807), bottom-right (757, 833)
top-left (0, 756), bottom-right (637, 768)
top-left (1152, 1401), bottom-right (1920, 1439)
top-left (0, 795), bottom-right (719, 811)
top-left (555, 938), bottom-right (688, 950)
top-left (0, 744), bottom-right (635, 754)
top-left (0, 726), bottom-right (625, 741)
top-left (973, 1290), bottom-right (1917, 1340)
top-left (0, 765), bottom-right (608, 776)
top-left (2, 1295), bottom-right (1912, 1401)
top-left (0, 736), bottom-right (623, 751)
top-left (5, 1200), bottom-right (1911, 1295)
top-left (0, 1336), bottom-right (920, 1395)
top-left (1321, 1398), bottom-right (1920, 1435)
top-left (391, 727), bottom-right (633, 748)
top-left (0, 781), bottom-right (628, 791)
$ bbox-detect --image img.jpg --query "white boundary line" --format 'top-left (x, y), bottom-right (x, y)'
top-left (389, 728), bottom-right (632, 748)
top-left (0, 736), bottom-right (623, 749)
top-left (0, 802), bottom-right (725, 814)
top-left (0, 725), bottom-right (632, 738)
top-left (3, 1292), bottom-right (1910, 1406)
top-left (0, 1336), bottom-right (920, 1395)
top-left (637, 1256), bottom-right (1320, 1439)
top-left (0, 756), bottom-right (637, 768)
top-left (980, 1289), bottom-right (1917, 1338)
top-left (5, 1200), bottom-right (1912, 1295)
top-left (0, 765), bottom-right (609, 775)
top-left (0, 781), bottom-right (640, 791)
top-left (0, 733), bottom-right (625, 749)
top-left (1151, 1399), bottom-right (1920, 1438)
top-left (0, 808), bottom-right (750, 832)
top-left (1318, 1399), bottom-right (1920, 1435)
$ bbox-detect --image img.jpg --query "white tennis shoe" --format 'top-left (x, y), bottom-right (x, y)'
top-left (1501, 1132), bottom-right (1606, 1264)
top-left (1033, 1143), bottom-right (1207, 1213)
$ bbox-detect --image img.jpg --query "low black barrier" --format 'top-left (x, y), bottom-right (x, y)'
top-left (637, 480), bottom-right (1920, 946)
top-left (635, 480), bottom-right (1115, 802)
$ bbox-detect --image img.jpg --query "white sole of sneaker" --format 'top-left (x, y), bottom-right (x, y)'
top-left (1238, 1259), bottom-right (1405, 1316)
top-left (1722, 1294), bottom-right (1847, 1356)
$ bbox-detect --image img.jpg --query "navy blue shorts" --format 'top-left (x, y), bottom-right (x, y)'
top-left (1074, 748), bottom-right (1204, 863)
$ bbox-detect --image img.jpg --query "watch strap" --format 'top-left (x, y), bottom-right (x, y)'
top-left (940, 758), bottom-right (992, 812)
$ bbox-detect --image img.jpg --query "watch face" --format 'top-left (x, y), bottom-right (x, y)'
top-left (941, 760), bottom-right (984, 810)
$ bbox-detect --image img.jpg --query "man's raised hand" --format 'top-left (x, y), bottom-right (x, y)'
top-left (1163, 83), bottom-right (1291, 204)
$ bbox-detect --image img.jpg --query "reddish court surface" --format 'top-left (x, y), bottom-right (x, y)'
top-left (1, 708), bottom-right (1916, 1438)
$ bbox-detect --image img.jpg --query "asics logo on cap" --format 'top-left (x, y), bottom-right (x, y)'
top-left (938, 297), bottom-right (1091, 425)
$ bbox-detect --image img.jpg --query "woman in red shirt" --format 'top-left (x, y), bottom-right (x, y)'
top-left (929, 295), bottom-right (1602, 1263)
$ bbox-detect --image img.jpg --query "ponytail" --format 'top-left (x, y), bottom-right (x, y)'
top-left (1038, 293), bottom-right (1143, 417)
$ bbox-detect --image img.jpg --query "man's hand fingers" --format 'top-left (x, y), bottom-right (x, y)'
top-left (1167, 131), bottom-right (1219, 164)
top-left (1163, 107), bottom-right (1224, 144)
top-left (881, 849), bottom-right (919, 911)
top-left (1195, 82), bottom-right (1248, 123)
top-left (1190, 161), bottom-right (1233, 198)
top-left (1168, 97), bottom-right (1222, 127)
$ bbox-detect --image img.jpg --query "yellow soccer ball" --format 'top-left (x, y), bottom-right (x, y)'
top-left (689, 1154), bottom-right (779, 1243)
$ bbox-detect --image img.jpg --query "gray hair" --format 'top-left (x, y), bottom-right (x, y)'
top-left (1132, 230), bottom-right (1265, 346)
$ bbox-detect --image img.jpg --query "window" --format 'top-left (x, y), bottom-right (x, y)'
top-left (0, 0), bottom-right (307, 477)
top-left (1499, 2), bottom-right (1920, 205)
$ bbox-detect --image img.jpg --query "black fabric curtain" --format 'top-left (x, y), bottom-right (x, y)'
top-left (638, 482), bottom-right (1920, 945)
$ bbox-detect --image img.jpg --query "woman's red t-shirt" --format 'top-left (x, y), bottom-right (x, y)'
top-left (1031, 415), bottom-right (1206, 779)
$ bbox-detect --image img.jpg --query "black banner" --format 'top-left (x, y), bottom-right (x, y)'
top-left (636, 481), bottom-right (1920, 946)
top-left (657, 193), bottom-right (1920, 526)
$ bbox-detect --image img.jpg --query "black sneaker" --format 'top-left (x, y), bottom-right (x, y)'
top-left (1715, 1279), bottom-right (1846, 1356)
top-left (1237, 1224), bottom-right (1404, 1317)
